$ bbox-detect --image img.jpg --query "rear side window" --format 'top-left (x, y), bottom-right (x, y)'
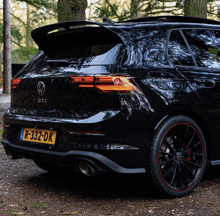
top-left (168, 30), bottom-right (195, 67)
top-left (183, 29), bottom-right (220, 69)
top-left (124, 26), bottom-right (170, 68)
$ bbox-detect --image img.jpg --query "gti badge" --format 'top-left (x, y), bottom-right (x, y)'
top-left (37, 81), bottom-right (45, 96)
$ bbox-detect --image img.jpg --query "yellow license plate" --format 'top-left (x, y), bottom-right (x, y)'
top-left (20, 128), bottom-right (57, 145)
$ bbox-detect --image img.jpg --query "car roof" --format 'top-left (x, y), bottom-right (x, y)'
top-left (118, 15), bottom-right (220, 26)
top-left (31, 16), bottom-right (220, 50)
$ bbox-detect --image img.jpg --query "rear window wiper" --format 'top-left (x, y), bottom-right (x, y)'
top-left (47, 60), bottom-right (78, 66)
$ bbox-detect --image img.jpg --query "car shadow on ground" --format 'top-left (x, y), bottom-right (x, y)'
top-left (17, 170), bottom-right (166, 200)
top-left (13, 164), bottom-right (220, 200)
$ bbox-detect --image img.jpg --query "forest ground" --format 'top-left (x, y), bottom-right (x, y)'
top-left (0, 91), bottom-right (220, 216)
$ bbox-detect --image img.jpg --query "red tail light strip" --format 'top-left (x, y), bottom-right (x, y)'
top-left (68, 75), bottom-right (137, 94)
top-left (11, 79), bottom-right (21, 89)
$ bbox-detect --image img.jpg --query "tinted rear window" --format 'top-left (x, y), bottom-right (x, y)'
top-left (40, 27), bottom-right (123, 59)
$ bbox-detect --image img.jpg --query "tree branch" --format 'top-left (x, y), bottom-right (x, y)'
top-left (11, 39), bottom-right (24, 48)
top-left (10, 13), bottom-right (27, 27)
top-left (104, 0), bottom-right (120, 20)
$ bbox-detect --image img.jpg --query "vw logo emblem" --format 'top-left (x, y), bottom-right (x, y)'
top-left (37, 81), bottom-right (45, 96)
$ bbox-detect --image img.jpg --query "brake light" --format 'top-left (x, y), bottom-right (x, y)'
top-left (68, 75), bottom-right (137, 94)
top-left (11, 79), bottom-right (21, 89)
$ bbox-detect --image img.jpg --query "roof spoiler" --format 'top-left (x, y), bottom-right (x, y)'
top-left (31, 21), bottom-right (107, 48)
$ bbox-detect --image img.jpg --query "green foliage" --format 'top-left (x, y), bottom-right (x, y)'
top-left (19, 198), bottom-right (24, 207)
top-left (0, 24), bottom-right (23, 46)
top-left (208, 48), bottom-right (220, 55)
top-left (12, 47), bottom-right (38, 63)
top-left (95, 0), bottom-right (183, 21)
top-left (94, 0), bottom-right (220, 22)
top-left (17, 0), bottom-right (56, 12)
top-left (6, 210), bottom-right (16, 215)
top-left (34, 201), bottom-right (47, 209)
top-left (11, 26), bottom-right (23, 44)
top-left (95, 0), bottom-right (142, 21)
top-left (96, 3), bottom-right (120, 19)
top-left (14, 0), bottom-right (57, 24)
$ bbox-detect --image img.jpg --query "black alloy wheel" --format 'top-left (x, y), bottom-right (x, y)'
top-left (150, 115), bottom-right (207, 197)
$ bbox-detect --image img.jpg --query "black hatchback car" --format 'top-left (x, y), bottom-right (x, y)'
top-left (3, 15), bottom-right (220, 197)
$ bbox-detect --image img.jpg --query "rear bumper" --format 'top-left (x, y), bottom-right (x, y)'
top-left (1, 139), bottom-right (146, 174)
top-left (2, 108), bottom-right (156, 174)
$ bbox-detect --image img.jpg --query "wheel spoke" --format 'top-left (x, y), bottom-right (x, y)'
top-left (162, 161), bottom-right (175, 178)
top-left (185, 125), bottom-right (189, 139)
top-left (177, 162), bottom-right (184, 189)
top-left (180, 160), bottom-right (195, 179)
top-left (180, 161), bottom-right (194, 187)
top-left (183, 160), bottom-right (201, 168)
top-left (177, 162), bottom-right (190, 189)
top-left (183, 141), bottom-right (201, 153)
top-left (182, 153), bottom-right (203, 157)
top-left (170, 162), bottom-right (177, 186)
top-left (184, 131), bottom-right (196, 151)
top-left (160, 158), bottom-right (173, 169)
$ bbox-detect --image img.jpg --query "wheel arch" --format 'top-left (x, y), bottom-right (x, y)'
top-left (155, 110), bottom-right (212, 164)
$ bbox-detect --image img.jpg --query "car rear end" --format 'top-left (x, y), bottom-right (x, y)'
top-left (1, 22), bottom-right (153, 174)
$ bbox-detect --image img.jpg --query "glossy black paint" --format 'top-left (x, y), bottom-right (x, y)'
top-left (2, 16), bottom-right (220, 174)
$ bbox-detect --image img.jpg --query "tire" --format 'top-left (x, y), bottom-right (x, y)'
top-left (150, 115), bottom-right (207, 197)
top-left (33, 159), bottom-right (73, 174)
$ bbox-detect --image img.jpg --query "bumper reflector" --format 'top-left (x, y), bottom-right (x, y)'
top-left (69, 130), bottom-right (105, 136)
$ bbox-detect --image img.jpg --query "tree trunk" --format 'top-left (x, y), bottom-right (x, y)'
top-left (184, 0), bottom-right (207, 18)
top-left (58, 0), bottom-right (87, 22)
top-left (26, 4), bottom-right (32, 47)
top-left (3, 0), bottom-right (12, 94)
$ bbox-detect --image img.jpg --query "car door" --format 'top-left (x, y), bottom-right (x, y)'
top-left (167, 28), bottom-right (220, 161)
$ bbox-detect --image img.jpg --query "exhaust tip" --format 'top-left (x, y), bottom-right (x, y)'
top-left (5, 149), bottom-right (22, 160)
top-left (79, 161), bottom-right (96, 176)
top-left (5, 149), bottom-right (14, 159)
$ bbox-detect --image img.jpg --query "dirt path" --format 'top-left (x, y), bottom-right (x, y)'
top-left (1, 94), bottom-right (220, 215)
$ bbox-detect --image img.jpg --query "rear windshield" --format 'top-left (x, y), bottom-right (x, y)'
top-left (40, 26), bottom-right (124, 59)
top-left (15, 27), bottom-right (126, 77)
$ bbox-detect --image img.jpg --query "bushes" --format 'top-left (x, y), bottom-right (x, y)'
top-left (12, 47), bottom-right (38, 63)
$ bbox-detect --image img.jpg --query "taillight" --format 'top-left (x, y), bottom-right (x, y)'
top-left (68, 75), bottom-right (138, 94)
top-left (11, 79), bottom-right (21, 89)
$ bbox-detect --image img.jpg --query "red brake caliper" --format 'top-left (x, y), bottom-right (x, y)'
top-left (186, 150), bottom-right (191, 161)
